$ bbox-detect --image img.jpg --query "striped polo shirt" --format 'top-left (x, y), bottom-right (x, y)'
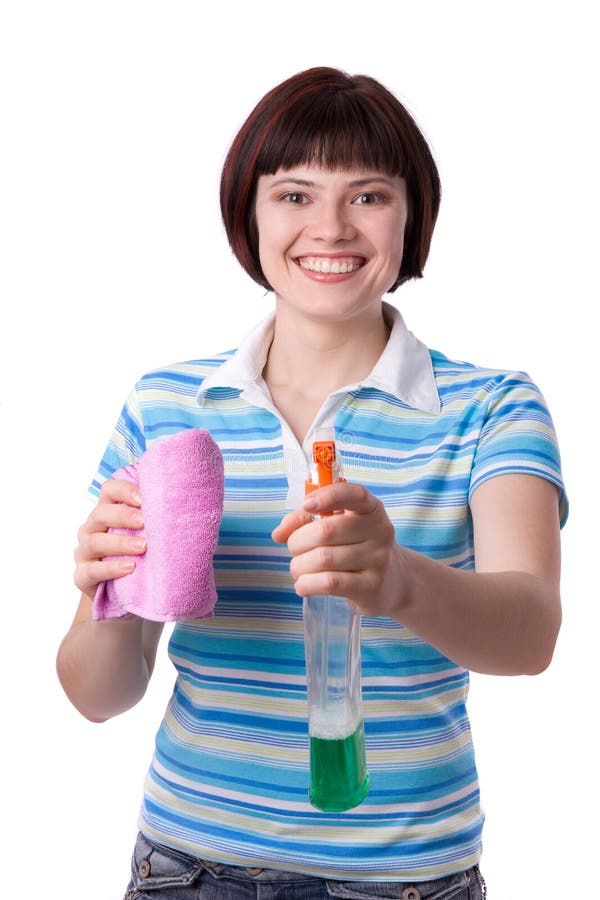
top-left (90, 302), bottom-right (567, 881)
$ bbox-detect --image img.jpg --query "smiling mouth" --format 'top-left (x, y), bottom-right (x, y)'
top-left (295, 256), bottom-right (366, 274)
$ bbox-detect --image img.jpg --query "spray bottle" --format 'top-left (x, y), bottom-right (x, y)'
top-left (303, 428), bottom-right (370, 811)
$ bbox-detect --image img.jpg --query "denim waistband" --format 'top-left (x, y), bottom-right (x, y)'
top-left (125, 831), bottom-right (486, 899)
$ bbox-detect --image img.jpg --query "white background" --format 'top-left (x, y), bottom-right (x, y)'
top-left (0, 2), bottom-right (597, 897)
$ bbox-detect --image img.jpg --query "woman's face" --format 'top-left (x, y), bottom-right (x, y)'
top-left (254, 165), bottom-right (408, 323)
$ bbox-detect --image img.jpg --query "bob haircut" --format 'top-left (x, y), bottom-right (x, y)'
top-left (220, 67), bottom-right (441, 293)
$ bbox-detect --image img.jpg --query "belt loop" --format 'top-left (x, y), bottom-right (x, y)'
top-left (474, 865), bottom-right (487, 898)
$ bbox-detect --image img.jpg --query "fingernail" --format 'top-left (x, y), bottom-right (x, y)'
top-left (132, 538), bottom-right (146, 551)
top-left (132, 512), bottom-right (144, 526)
top-left (303, 497), bottom-right (318, 511)
top-left (132, 490), bottom-right (142, 505)
top-left (119, 559), bottom-right (135, 572)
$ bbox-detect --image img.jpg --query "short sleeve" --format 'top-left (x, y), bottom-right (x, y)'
top-left (469, 372), bottom-right (568, 527)
top-left (88, 384), bottom-right (147, 500)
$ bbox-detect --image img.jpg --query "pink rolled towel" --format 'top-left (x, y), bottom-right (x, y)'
top-left (92, 429), bottom-right (224, 622)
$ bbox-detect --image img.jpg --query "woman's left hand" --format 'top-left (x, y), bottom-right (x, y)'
top-left (271, 482), bottom-right (404, 617)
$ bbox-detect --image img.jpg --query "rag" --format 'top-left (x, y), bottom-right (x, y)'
top-left (92, 428), bottom-right (224, 622)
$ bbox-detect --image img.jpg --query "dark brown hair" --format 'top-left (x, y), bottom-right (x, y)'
top-left (220, 67), bottom-right (441, 292)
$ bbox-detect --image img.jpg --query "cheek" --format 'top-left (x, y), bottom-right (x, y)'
top-left (257, 229), bottom-right (279, 279)
top-left (385, 218), bottom-right (407, 268)
top-left (372, 226), bottom-right (404, 273)
top-left (257, 218), bottom-right (297, 274)
top-left (394, 233), bottom-right (406, 267)
top-left (255, 216), bottom-right (274, 273)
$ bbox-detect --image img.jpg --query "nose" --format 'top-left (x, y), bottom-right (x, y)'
top-left (306, 199), bottom-right (356, 243)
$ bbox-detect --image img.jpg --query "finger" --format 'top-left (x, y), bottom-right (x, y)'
top-left (271, 508), bottom-right (313, 544)
top-left (86, 498), bottom-right (145, 534)
top-left (75, 557), bottom-right (137, 598)
top-left (290, 543), bottom-right (363, 581)
top-left (287, 514), bottom-right (368, 556)
top-left (100, 477), bottom-right (142, 507)
top-left (80, 531), bottom-right (147, 562)
top-left (302, 482), bottom-right (379, 517)
top-left (293, 569), bottom-right (372, 601)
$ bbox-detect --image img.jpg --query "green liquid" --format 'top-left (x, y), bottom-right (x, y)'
top-left (309, 721), bottom-right (369, 812)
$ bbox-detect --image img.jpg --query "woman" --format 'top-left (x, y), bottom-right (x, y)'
top-left (57, 67), bottom-right (566, 899)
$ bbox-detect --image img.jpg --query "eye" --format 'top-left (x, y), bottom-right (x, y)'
top-left (353, 192), bottom-right (385, 206)
top-left (280, 192), bottom-right (310, 205)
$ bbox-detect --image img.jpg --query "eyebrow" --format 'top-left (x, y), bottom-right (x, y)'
top-left (267, 176), bottom-right (398, 189)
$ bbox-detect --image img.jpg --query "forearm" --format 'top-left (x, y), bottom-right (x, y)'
top-left (57, 614), bottom-right (151, 722)
top-left (394, 547), bottom-right (562, 676)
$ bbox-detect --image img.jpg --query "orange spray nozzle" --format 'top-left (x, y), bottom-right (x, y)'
top-left (313, 440), bottom-right (336, 487)
top-left (305, 438), bottom-right (345, 515)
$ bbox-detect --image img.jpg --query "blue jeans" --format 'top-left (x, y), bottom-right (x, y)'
top-left (124, 832), bottom-right (487, 899)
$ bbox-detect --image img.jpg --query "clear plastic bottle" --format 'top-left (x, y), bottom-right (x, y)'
top-left (303, 429), bottom-right (369, 811)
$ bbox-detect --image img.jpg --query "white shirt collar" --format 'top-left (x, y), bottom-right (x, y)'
top-left (196, 301), bottom-right (441, 415)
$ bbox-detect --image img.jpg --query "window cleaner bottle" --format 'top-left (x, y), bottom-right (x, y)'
top-left (303, 428), bottom-right (370, 812)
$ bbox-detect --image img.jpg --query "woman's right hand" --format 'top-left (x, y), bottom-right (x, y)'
top-left (74, 478), bottom-right (147, 601)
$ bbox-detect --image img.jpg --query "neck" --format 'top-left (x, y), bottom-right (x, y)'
top-left (263, 298), bottom-right (390, 398)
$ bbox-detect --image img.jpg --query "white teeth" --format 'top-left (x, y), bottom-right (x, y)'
top-left (298, 258), bottom-right (362, 273)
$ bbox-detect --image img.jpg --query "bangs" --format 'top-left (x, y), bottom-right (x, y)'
top-left (256, 90), bottom-right (408, 177)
